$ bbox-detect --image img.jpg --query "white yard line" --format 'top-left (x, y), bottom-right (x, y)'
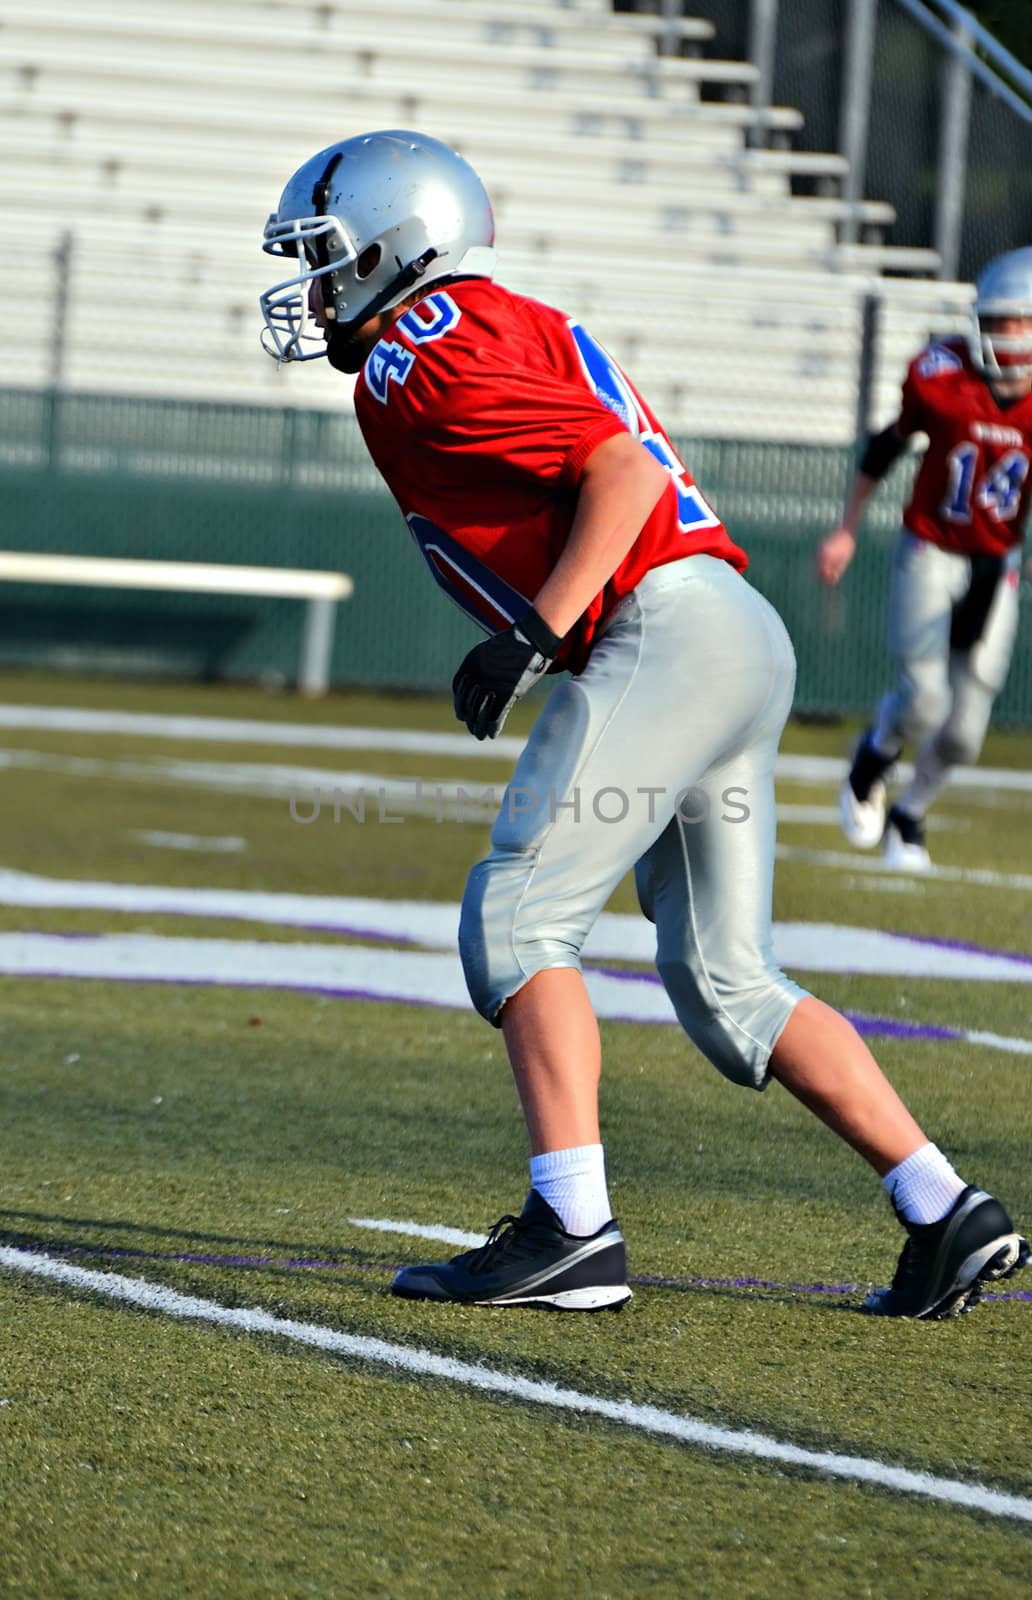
top-left (0, 748), bottom-right (465, 811)
top-left (130, 832), bottom-right (246, 853)
top-left (0, 748), bottom-right (973, 830)
top-left (0, 703), bottom-right (1030, 792)
top-left (0, 741), bottom-right (884, 828)
top-left (0, 704), bottom-right (525, 762)
top-left (843, 876), bottom-right (924, 894)
top-left (348, 1217), bottom-right (483, 1249)
top-left (2, 875), bottom-right (1029, 983)
top-left (775, 805), bottom-right (962, 830)
top-left (1, 1245), bottom-right (1029, 1524)
top-left (2, 933), bottom-right (1031, 1053)
top-left (0, 871), bottom-right (466, 949)
top-left (774, 752), bottom-right (1032, 793)
top-left (964, 1030), bottom-right (1032, 1055)
top-left (775, 843), bottom-right (1032, 893)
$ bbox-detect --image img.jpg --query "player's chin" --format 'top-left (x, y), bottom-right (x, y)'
top-left (325, 328), bottom-right (367, 374)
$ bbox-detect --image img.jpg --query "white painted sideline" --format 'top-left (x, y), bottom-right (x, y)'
top-left (3, 872), bottom-right (1029, 982)
top-left (131, 831), bottom-right (246, 854)
top-left (0, 703), bottom-right (1029, 793)
top-left (0, 748), bottom-right (979, 834)
top-left (0, 704), bottom-right (508, 759)
top-left (3, 1245), bottom-right (1030, 1524)
top-left (3, 932), bottom-right (1031, 1052)
top-left (775, 843), bottom-right (1032, 894)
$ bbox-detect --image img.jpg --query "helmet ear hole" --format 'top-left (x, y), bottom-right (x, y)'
top-left (356, 242), bottom-right (382, 280)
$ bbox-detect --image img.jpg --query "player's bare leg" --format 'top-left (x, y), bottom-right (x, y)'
top-left (392, 967), bottom-right (630, 1308)
top-left (499, 968), bottom-right (601, 1154)
top-left (501, 976), bottom-right (928, 1176)
top-left (766, 995), bottom-right (1027, 1316)
top-left (769, 996), bottom-right (926, 1174)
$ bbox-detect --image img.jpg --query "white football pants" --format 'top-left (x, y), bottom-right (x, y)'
top-left (876, 532), bottom-right (1021, 767)
top-left (459, 554), bottom-right (808, 1091)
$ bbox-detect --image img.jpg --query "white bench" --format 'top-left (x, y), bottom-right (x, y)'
top-left (0, 553), bottom-right (354, 696)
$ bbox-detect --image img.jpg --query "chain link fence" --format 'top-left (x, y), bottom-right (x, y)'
top-left (3, 387), bottom-right (1030, 723)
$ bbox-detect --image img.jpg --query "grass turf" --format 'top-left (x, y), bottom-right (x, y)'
top-left (1, 672), bottom-right (1031, 1596)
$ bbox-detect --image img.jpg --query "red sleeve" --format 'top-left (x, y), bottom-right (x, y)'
top-left (396, 342), bottom-right (629, 490)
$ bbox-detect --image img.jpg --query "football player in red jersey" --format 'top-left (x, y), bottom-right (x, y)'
top-left (261, 133), bottom-right (1027, 1317)
top-left (818, 249), bottom-right (1032, 869)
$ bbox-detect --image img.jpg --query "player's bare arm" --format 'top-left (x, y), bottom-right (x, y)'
top-left (451, 432), bottom-right (671, 740)
top-left (817, 421), bottom-right (909, 585)
top-left (533, 431), bottom-right (670, 638)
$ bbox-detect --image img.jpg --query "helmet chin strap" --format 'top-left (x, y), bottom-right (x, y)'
top-left (334, 247), bottom-right (441, 337)
top-left (323, 249), bottom-right (443, 372)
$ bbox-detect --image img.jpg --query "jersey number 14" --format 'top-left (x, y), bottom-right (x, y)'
top-left (941, 443), bottom-right (1030, 524)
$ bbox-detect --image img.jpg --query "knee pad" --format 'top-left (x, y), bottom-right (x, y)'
top-left (934, 723), bottom-right (984, 769)
top-left (458, 857), bottom-right (517, 1025)
top-left (656, 958), bottom-right (806, 1091)
top-left (900, 680), bottom-right (951, 743)
top-left (459, 854), bottom-right (584, 1025)
top-left (934, 672), bottom-right (994, 769)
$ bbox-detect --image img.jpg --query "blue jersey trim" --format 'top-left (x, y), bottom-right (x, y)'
top-left (406, 514), bottom-right (531, 634)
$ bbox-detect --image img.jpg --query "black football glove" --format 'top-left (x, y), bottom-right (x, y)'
top-left (452, 607), bottom-right (562, 740)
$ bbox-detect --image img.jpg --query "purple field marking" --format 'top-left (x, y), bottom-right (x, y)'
top-left (844, 1012), bottom-right (961, 1043)
top-left (584, 962), bottom-right (662, 983)
top-left (10, 885), bottom-right (1032, 970)
top-left (146, 914), bottom-right (426, 948)
top-left (0, 968), bottom-right (467, 1011)
top-left (0, 956), bottom-right (1002, 1045)
top-left (11, 1239), bottom-right (1030, 1303)
top-left (273, 922), bottom-right (424, 946)
top-left (893, 930), bottom-right (1032, 969)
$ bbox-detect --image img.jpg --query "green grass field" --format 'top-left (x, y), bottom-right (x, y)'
top-left (1, 669), bottom-right (1030, 1598)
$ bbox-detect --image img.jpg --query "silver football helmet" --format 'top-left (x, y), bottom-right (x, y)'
top-left (260, 130), bottom-right (496, 364)
top-left (968, 247), bottom-right (1032, 381)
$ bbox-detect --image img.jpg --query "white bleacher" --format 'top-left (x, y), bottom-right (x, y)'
top-left (0, 0), bottom-right (974, 441)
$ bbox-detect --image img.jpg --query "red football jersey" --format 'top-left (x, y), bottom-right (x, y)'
top-left (898, 338), bottom-right (1032, 556)
top-left (354, 278), bottom-right (746, 673)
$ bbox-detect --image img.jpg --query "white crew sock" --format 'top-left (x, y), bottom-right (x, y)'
top-left (529, 1143), bottom-right (612, 1236)
top-left (882, 1142), bottom-right (967, 1225)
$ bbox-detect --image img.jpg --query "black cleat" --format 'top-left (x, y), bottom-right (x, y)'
top-left (391, 1190), bottom-right (632, 1310)
top-left (849, 728), bottom-right (896, 804)
top-left (863, 1187), bottom-right (1030, 1319)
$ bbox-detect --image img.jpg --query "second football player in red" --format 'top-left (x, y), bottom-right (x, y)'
top-left (818, 250), bottom-right (1032, 870)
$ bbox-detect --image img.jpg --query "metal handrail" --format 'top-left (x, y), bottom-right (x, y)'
top-left (890, 0), bottom-right (1032, 122)
top-left (925, 0), bottom-right (1032, 100)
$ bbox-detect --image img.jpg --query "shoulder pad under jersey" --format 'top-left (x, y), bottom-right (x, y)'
top-left (915, 342), bottom-right (964, 380)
